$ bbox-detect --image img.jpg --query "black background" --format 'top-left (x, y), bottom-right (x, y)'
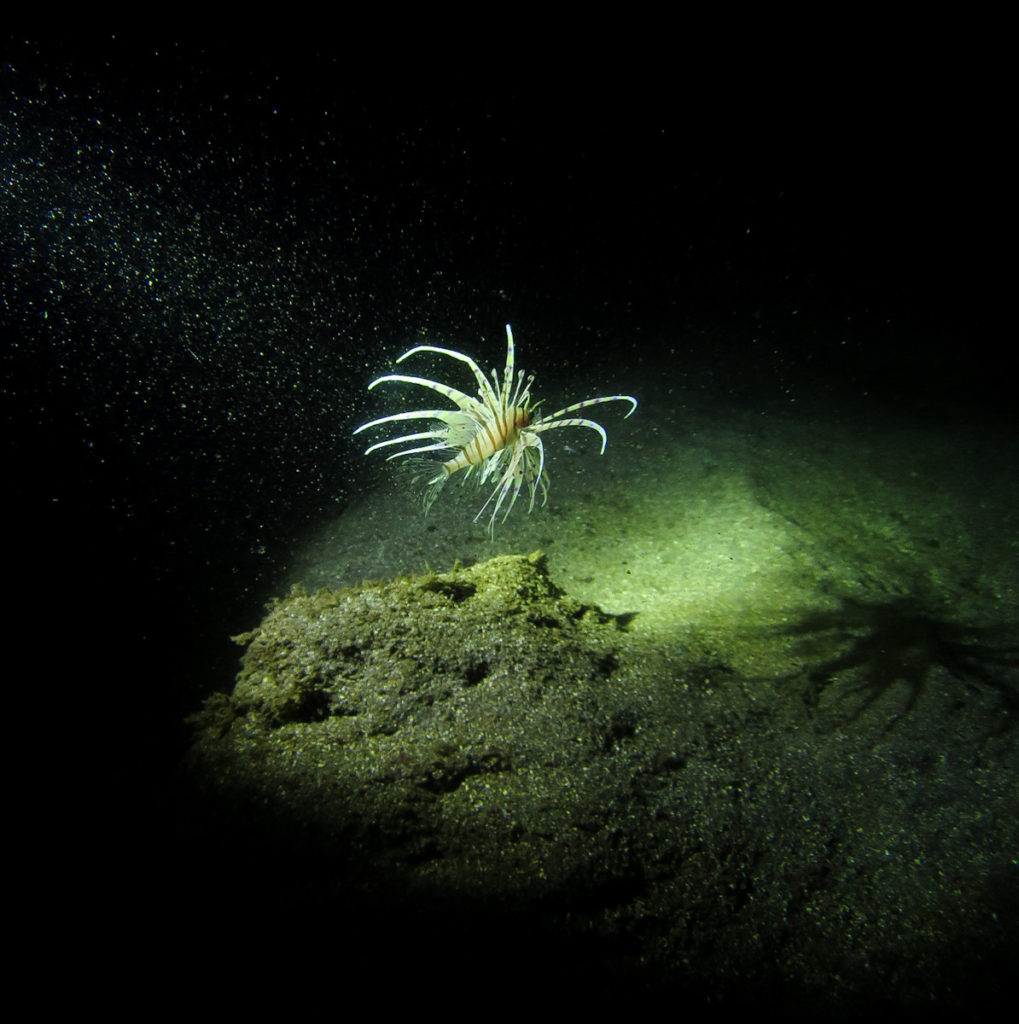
top-left (3, 31), bottom-right (1010, 1000)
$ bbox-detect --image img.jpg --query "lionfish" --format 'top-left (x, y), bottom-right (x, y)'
top-left (353, 324), bottom-right (637, 534)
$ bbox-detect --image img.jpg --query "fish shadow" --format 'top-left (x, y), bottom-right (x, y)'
top-left (776, 594), bottom-right (1019, 727)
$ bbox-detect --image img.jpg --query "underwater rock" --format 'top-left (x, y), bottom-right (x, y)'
top-left (186, 551), bottom-right (636, 901)
top-left (183, 551), bottom-right (1017, 1006)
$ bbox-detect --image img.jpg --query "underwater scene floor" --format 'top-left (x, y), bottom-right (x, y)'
top-left (202, 381), bottom-right (1017, 1007)
top-left (291, 386), bottom-right (1017, 694)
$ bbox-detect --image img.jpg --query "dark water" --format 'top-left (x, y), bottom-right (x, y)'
top-left (3, 37), bottom-right (1012, 1005)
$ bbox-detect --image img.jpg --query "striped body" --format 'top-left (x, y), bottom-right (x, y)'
top-left (353, 325), bottom-right (637, 535)
top-left (443, 405), bottom-right (532, 478)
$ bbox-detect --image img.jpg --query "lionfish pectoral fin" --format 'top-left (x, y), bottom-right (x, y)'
top-left (442, 411), bottom-right (484, 448)
top-left (422, 469), bottom-right (448, 513)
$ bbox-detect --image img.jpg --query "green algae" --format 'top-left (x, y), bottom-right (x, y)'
top-left (185, 551), bottom-right (1017, 1005)
top-left (188, 552), bottom-right (634, 898)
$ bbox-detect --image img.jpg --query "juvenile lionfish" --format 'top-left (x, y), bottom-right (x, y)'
top-left (353, 324), bottom-right (637, 534)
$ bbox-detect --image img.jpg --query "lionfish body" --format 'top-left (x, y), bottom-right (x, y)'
top-left (353, 324), bottom-right (637, 534)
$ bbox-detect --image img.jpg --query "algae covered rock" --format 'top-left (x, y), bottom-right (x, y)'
top-left (183, 551), bottom-right (1018, 1006)
top-left (187, 552), bottom-right (639, 900)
